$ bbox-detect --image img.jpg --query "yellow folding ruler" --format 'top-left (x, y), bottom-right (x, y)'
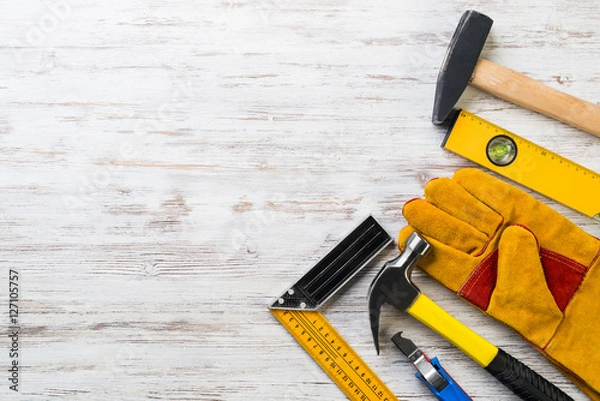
top-left (270, 216), bottom-right (399, 401)
top-left (271, 309), bottom-right (399, 401)
top-left (443, 110), bottom-right (600, 221)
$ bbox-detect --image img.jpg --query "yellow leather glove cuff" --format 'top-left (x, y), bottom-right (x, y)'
top-left (399, 168), bottom-right (600, 398)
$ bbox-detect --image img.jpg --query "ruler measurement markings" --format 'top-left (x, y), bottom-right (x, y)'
top-left (272, 309), bottom-right (399, 401)
top-left (294, 311), bottom-right (374, 399)
top-left (294, 311), bottom-right (338, 361)
top-left (446, 111), bottom-right (600, 218)
top-left (291, 311), bottom-right (373, 399)
top-left (469, 112), bottom-right (599, 179)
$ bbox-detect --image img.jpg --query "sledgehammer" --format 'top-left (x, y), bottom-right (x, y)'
top-left (433, 10), bottom-right (600, 137)
top-left (368, 231), bottom-right (573, 401)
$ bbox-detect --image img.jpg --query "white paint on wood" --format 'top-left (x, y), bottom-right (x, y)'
top-left (0, 0), bottom-right (598, 400)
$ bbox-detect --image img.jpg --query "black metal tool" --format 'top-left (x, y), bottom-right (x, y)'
top-left (272, 215), bottom-right (392, 310)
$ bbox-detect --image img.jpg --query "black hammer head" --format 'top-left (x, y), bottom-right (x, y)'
top-left (367, 232), bottom-right (431, 354)
top-left (432, 10), bottom-right (493, 125)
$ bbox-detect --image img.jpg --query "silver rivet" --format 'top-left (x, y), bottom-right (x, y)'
top-left (287, 289), bottom-right (294, 295)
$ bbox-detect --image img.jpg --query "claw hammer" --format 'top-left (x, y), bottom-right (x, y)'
top-left (368, 231), bottom-right (573, 401)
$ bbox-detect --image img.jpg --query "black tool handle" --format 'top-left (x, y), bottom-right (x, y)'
top-left (485, 348), bottom-right (573, 401)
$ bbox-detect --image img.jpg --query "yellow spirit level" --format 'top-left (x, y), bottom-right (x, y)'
top-left (443, 110), bottom-right (600, 221)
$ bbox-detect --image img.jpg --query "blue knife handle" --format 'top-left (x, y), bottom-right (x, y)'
top-left (416, 357), bottom-right (472, 401)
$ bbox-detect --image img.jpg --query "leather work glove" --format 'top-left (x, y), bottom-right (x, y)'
top-left (398, 168), bottom-right (600, 400)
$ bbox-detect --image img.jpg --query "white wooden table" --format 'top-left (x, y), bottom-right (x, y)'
top-left (1, 1), bottom-right (598, 400)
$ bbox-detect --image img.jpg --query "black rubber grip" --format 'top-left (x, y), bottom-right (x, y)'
top-left (485, 348), bottom-right (573, 401)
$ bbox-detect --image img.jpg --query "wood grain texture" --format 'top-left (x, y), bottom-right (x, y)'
top-left (0, 0), bottom-right (598, 400)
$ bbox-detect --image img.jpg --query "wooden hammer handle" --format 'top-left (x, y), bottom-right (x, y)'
top-left (470, 58), bottom-right (600, 138)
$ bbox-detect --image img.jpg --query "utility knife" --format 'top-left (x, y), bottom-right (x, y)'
top-left (392, 332), bottom-right (472, 401)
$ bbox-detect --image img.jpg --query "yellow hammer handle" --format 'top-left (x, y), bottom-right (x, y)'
top-left (407, 294), bottom-right (498, 367)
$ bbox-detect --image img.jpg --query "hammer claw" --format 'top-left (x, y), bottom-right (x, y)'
top-left (367, 232), bottom-right (431, 353)
top-left (368, 267), bottom-right (401, 354)
top-left (367, 275), bottom-right (383, 353)
top-left (370, 310), bottom-right (381, 355)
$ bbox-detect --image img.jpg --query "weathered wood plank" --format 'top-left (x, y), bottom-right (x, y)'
top-left (0, 0), bottom-right (598, 400)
